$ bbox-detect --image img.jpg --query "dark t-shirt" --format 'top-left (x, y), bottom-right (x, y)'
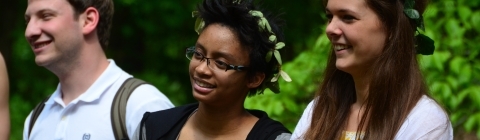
top-left (138, 103), bottom-right (290, 140)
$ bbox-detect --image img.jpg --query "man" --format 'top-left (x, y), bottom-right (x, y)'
top-left (23, 0), bottom-right (174, 139)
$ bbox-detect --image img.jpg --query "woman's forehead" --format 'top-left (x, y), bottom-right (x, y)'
top-left (196, 24), bottom-right (250, 63)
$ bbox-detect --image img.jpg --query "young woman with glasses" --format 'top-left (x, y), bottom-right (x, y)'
top-left (133, 0), bottom-right (291, 139)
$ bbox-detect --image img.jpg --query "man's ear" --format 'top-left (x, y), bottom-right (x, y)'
top-left (80, 7), bottom-right (99, 35)
top-left (247, 72), bottom-right (265, 88)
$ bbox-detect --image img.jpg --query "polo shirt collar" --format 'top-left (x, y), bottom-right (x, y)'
top-left (45, 59), bottom-right (124, 106)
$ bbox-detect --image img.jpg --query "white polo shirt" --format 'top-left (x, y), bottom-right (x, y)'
top-left (290, 95), bottom-right (453, 140)
top-left (23, 60), bottom-right (174, 140)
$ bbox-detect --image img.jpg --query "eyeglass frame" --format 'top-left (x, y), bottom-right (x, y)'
top-left (185, 46), bottom-right (249, 72)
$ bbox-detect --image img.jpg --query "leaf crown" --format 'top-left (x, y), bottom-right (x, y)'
top-left (192, 0), bottom-right (291, 95)
top-left (403, 0), bottom-right (435, 55)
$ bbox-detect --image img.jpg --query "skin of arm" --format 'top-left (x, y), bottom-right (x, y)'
top-left (0, 52), bottom-right (9, 140)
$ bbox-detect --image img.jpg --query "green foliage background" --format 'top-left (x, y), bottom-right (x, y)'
top-left (0, 0), bottom-right (478, 139)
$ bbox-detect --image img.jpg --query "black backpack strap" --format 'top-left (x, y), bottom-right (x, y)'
top-left (28, 95), bottom-right (51, 139)
top-left (111, 78), bottom-right (147, 140)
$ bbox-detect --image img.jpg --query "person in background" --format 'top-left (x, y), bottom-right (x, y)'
top-left (291, 0), bottom-right (453, 139)
top-left (134, 0), bottom-right (292, 139)
top-left (23, 0), bottom-right (174, 139)
top-left (0, 52), bottom-right (10, 140)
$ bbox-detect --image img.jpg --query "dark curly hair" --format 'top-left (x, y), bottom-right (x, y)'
top-left (195, 0), bottom-right (285, 96)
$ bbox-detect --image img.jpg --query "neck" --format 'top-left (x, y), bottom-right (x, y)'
top-left (52, 43), bottom-right (108, 105)
top-left (352, 72), bottom-right (370, 106)
top-left (191, 102), bottom-right (253, 136)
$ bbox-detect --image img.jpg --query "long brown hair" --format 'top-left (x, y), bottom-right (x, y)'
top-left (303, 0), bottom-right (429, 139)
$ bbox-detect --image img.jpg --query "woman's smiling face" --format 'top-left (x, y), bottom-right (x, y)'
top-left (189, 23), bottom-right (254, 106)
top-left (325, 0), bottom-right (387, 76)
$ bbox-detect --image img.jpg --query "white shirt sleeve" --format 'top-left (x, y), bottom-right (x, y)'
top-left (395, 96), bottom-right (453, 140)
top-left (290, 100), bottom-right (315, 140)
top-left (125, 84), bottom-right (174, 139)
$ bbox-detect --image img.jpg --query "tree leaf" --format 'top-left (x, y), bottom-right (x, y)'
top-left (449, 57), bottom-right (465, 75)
top-left (458, 6), bottom-right (472, 22)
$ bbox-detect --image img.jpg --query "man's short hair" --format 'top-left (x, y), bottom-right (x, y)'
top-left (67, 0), bottom-right (114, 49)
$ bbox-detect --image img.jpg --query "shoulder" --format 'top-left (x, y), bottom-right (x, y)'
top-left (407, 95), bottom-right (450, 126)
top-left (126, 79), bottom-right (174, 110)
top-left (247, 110), bottom-right (291, 140)
top-left (291, 100), bottom-right (315, 140)
top-left (141, 103), bottom-right (198, 139)
top-left (143, 103), bottom-right (198, 128)
top-left (146, 103), bottom-right (198, 120)
top-left (396, 95), bottom-right (453, 139)
top-left (119, 78), bottom-right (174, 137)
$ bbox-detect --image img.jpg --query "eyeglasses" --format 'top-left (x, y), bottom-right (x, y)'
top-left (185, 46), bottom-right (248, 72)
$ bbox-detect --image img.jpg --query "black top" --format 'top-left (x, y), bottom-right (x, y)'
top-left (138, 103), bottom-right (291, 140)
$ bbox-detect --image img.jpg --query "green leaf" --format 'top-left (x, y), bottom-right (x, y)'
top-left (194, 18), bottom-right (205, 34)
top-left (259, 18), bottom-right (267, 31)
top-left (468, 87), bottom-right (480, 104)
top-left (269, 35), bottom-right (277, 42)
top-left (192, 11), bottom-right (198, 18)
top-left (431, 51), bottom-right (450, 71)
top-left (265, 81), bottom-right (280, 93)
top-left (450, 112), bottom-right (462, 124)
top-left (273, 50), bottom-right (282, 65)
top-left (275, 42), bottom-right (285, 49)
top-left (458, 64), bottom-right (472, 84)
top-left (273, 101), bottom-right (284, 115)
top-left (445, 19), bottom-right (462, 38)
top-left (283, 98), bottom-right (298, 112)
top-left (265, 51), bottom-right (273, 62)
top-left (280, 70), bottom-right (292, 82)
top-left (464, 114), bottom-right (476, 132)
top-left (438, 83), bottom-right (452, 107)
top-left (415, 34), bottom-right (435, 55)
top-left (264, 18), bottom-right (272, 33)
top-left (404, 9), bottom-right (420, 19)
top-left (249, 10), bottom-right (263, 17)
top-left (471, 11), bottom-right (480, 32)
top-left (446, 76), bottom-right (458, 91)
top-left (458, 6), bottom-right (472, 22)
top-left (457, 88), bottom-right (470, 102)
top-left (449, 57), bottom-right (465, 75)
top-left (404, 0), bottom-right (415, 9)
top-left (271, 74), bottom-right (279, 82)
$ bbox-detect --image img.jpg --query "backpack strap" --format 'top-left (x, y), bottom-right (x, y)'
top-left (111, 78), bottom-right (147, 140)
top-left (28, 95), bottom-right (51, 139)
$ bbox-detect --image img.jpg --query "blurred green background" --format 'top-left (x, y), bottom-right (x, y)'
top-left (1, 0), bottom-right (479, 139)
